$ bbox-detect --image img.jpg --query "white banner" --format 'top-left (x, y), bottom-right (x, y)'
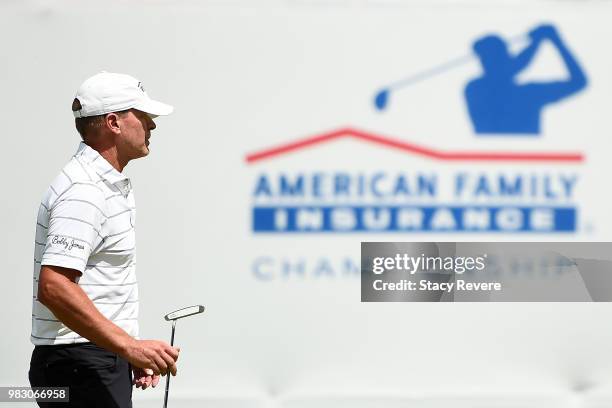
top-left (1, 1), bottom-right (611, 406)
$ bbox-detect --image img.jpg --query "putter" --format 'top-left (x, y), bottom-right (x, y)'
top-left (163, 305), bottom-right (205, 408)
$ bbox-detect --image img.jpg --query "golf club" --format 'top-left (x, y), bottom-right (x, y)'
top-left (373, 34), bottom-right (526, 111)
top-left (163, 305), bottom-right (205, 408)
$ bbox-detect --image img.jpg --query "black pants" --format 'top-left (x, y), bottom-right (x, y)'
top-left (29, 343), bottom-right (132, 408)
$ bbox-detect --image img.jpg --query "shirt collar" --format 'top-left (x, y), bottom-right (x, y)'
top-left (75, 142), bottom-right (132, 194)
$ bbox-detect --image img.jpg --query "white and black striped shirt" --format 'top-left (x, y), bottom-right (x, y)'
top-left (32, 142), bottom-right (139, 345)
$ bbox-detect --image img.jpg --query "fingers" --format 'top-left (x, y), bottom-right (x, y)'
top-left (133, 374), bottom-right (143, 388)
top-left (155, 343), bottom-right (179, 376)
top-left (132, 368), bottom-right (157, 390)
top-left (129, 340), bottom-right (180, 377)
top-left (152, 349), bottom-right (178, 376)
top-left (152, 374), bottom-right (161, 387)
top-left (132, 368), bottom-right (144, 386)
top-left (150, 352), bottom-right (168, 376)
top-left (160, 349), bottom-right (178, 376)
top-left (135, 375), bottom-right (153, 390)
top-left (165, 345), bottom-right (180, 362)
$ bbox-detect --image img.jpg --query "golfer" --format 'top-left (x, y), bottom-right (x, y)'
top-left (29, 72), bottom-right (179, 407)
top-left (465, 24), bottom-right (587, 134)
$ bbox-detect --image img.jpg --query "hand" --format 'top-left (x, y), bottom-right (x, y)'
top-left (529, 24), bottom-right (558, 42)
top-left (133, 368), bottom-right (160, 390)
top-left (122, 339), bottom-right (180, 376)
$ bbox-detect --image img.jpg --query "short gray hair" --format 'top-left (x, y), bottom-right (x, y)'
top-left (72, 98), bottom-right (129, 140)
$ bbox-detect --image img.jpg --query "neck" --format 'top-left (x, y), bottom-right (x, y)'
top-left (86, 142), bottom-right (128, 172)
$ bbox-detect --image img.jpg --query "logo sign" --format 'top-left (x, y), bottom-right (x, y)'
top-left (373, 23), bottom-right (588, 135)
top-left (246, 24), bottom-right (586, 234)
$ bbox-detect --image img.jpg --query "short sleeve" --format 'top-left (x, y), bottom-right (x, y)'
top-left (41, 183), bottom-right (106, 273)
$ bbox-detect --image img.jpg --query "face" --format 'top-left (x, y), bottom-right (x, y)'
top-left (115, 109), bottom-right (157, 161)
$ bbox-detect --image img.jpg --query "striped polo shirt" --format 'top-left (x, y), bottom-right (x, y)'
top-left (32, 142), bottom-right (139, 345)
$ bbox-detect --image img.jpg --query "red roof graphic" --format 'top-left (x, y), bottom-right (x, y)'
top-left (245, 127), bottom-right (584, 164)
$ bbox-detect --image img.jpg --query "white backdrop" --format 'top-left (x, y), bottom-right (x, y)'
top-left (1, 1), bottom-right (612, 407)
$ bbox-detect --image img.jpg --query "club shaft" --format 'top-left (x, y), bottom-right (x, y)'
top-left (386, 34), bottom-right (527, 91)
top-left (388, 54), bottom-right (472, 90)
top-left (170, 320), bottom-right (176, 346)
top-left (163, 320), bottom-right (176, 408)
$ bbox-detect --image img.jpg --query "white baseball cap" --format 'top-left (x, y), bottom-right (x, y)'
top-left (73, 72), bottom-right (173, 118)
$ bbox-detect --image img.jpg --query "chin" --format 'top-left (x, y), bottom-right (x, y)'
top-left (132, 149), bottom-right (149, 160)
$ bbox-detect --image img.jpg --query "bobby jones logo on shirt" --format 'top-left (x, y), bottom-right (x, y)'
top-left (51, 236), bottom-right (85, 252)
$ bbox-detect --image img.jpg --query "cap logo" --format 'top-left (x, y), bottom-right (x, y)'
top-left (137, 82), bottom-right (146, 93)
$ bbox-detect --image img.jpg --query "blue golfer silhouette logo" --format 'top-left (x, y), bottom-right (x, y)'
top-left (373, 24), bottom-right (587, 136)
top-left (466, 24), bottom-right (587, 134)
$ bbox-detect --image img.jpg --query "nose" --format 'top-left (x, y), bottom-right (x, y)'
top-left (148, 117), bottom-right (157, 131)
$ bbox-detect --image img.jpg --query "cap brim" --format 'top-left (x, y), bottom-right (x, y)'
top-left (133, 98), bottom-right (174, 118)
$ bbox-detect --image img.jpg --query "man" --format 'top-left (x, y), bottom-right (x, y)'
top-left (29, 72), bottom-right (180, 408)
top-left (465, 24), bottom-right (587, 134)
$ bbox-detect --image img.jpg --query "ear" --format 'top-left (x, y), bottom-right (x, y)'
top-left (105, 113), bottom-right (122, 135)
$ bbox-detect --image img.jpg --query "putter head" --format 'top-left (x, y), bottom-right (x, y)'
top-left (164, 305), bottom-right (205, 321)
